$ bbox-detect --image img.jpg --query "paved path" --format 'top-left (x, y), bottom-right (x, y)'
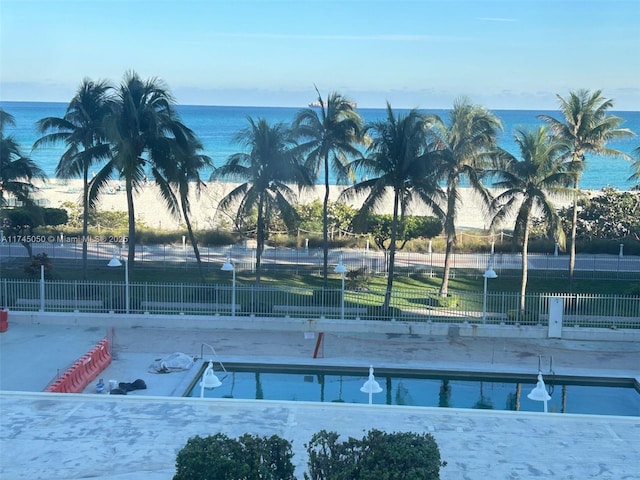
top-left (1, 323), bottom-right (639, 479)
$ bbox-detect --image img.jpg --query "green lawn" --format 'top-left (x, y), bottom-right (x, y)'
top-left (1, 256), bottom-right (635, 296)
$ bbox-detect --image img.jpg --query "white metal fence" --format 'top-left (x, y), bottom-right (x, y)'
top-left (2, 278), bottom-right (638, 329)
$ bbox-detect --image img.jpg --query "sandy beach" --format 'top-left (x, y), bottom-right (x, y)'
top-left (35, 179), bottom-right (573, 233)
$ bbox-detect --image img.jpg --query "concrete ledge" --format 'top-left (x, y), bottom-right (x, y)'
top-left (2, 392), bottom-right (639, 480)
top-left (6, 310), bottom-right (640, 342)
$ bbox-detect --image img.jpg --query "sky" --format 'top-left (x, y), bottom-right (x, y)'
top-left (1, 0), bottom-right (639, 110)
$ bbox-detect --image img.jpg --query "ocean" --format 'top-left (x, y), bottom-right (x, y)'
top-left (1, 101), bottom-right (638, 191)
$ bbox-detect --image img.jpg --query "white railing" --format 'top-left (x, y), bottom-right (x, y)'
top-left (1, 278), bottom-right (638, 329)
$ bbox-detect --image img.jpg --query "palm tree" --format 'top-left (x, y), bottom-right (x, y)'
top-left (93, 71), bottom-right (194, 271)
top-left (341, 103), bottom-right (444, 310)
top-left (429, 98), bottom-right (502, 297)
top-left (34, 78), bottom-right (113, 279)
top-left (216, 117), bottom-right (312, 285)
top-left (490, 127), bottom-right (574, 316)
top-left (293, 89), bottom-right (364, 288)
top-left (155, 137), bottom-right (212, 282)
top-left (0, 108), bottom-right (46, 207)
top-left (539, 89), bottom-right (635, 289)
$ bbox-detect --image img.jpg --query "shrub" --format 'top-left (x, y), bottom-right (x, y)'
top-left (199, 229), bottom-right (239, 246)
top-left (346, 267), bottom-right (371, 290)
top-left (425, 292), bottom-right (458, 309)
top-left (24, 253), bottom-right (53, 278)
top-left (136, 229), bottom-right (184, 245)
top-left (624, 282), bottom-right (640, 295)
top-left (174, 433), bottom-right (295, 480)
top-left (304, 429), bottom-right (446, 480)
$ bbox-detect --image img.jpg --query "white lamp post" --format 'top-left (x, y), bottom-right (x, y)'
top-left (360, 365), bottom-right (383, 405)
top-left (199, 342), bottom-right (225, 398)
top-left (482, 258), bottom-right (497, 323)
top-left (199, 361), bottom-right (222, 398)
top-left (334, 257), bottom-right (347, 320)
top-left (108, 255), bottom-right (129, 314)
top-left (221, 254), bottom-right (236, 317)
top-left (527, 372), bottom-right (551, 412)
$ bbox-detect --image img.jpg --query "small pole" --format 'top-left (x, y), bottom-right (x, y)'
top-left (124, 259), bottom-right (130, 314)
top-left (40, 264), bottom-right (45, 312)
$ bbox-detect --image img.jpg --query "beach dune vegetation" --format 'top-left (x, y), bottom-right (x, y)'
top-left (353, 213), bottom-right (442, 253)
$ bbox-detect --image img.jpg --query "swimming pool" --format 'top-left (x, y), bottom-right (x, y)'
top-left (185, 363), bottom-right (640, 417)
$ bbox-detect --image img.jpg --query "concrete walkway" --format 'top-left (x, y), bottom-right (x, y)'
top-left (1, 321), bottom-right (639, 479)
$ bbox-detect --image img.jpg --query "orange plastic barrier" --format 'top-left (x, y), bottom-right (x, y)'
top-left (0, 310), bottom-right (8, 333)
top-left (45, 337), bottom-right (112, 393)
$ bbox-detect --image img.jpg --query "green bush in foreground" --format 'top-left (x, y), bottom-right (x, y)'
top-left (173, 433), bottom-right (295, 480)
top-left (305, 429), bottom-right (446, 480)
top-left (174, 429), bottom-right (446, 479)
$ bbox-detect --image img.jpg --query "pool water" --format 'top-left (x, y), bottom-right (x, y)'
top-left (186, 365), bottom-right (640, 417)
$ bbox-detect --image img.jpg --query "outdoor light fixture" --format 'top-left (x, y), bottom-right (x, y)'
top-left (108, 254), bottom-right (129, 314)
top-left (221, 254), bottom-right (236, 317)
top-left (199, 361), bottom-right (222, 398)
top-left (527, 372), bottom-right (551, 412)
top-left (360, 365), bottom-right (382, 405)
top-left (334, 257), bottom-right (347, 320)
top-left (482, 259), bottom-right (497, 323)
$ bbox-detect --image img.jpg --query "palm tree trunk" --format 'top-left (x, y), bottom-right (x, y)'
top-left (439, 187), bottom-right (457, 297)
top-left (255, 195), bottom-right (265, 286)
top-left (440, 241), bottom-right (453, 297)
top-left (520, 221), bottom-right (530, 316)
top-left (182, 197), bottom-right (205, 282)
top-left (568, 179), bottom-right (578, 292)
top-left (81, 167), bottom-right (89, 280)
top-left (383, 190), bottom-right (400, 310)
top-left (322, 152), bottom-right (330, 290)
top-left (125, 177), bottom-right (136, 272)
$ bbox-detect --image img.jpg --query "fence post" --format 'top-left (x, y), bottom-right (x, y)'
top-left (40, 264), bottom-right (45, 312)
top-left (548, 297), bottom-right (563, 338)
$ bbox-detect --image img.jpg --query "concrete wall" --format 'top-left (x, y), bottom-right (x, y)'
top-left (6, 310), bottom-right (640, 342)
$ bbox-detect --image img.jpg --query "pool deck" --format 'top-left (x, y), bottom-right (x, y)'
top-left (1, 322), bottom-right (639, 479)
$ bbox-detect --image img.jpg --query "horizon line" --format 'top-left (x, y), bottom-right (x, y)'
top-left (1, 99), bottom-right (639, 113)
